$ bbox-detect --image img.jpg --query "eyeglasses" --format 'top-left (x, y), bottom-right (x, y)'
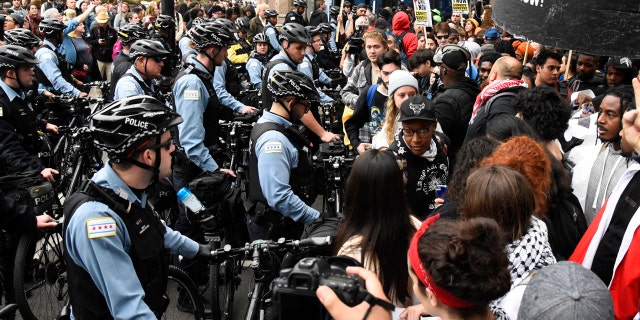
top-left (403, 128), bottom-right (431, 138)
top-left (151, 56), bottom-right (167, 63)
top-left (436, 35), bottom-right (449, 40)
top-left (148, 138), bottom-right (175, 151)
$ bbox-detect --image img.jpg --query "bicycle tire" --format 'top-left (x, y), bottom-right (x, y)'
top-left (13, 230), bottom-right (67, 320)
top-left (210, 257), bottom-right (236, 320)
top-left (163, 265), bottom-right (205, 320)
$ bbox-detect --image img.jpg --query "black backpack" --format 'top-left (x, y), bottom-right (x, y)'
top-left (391, 31), bottom-right (408, 65)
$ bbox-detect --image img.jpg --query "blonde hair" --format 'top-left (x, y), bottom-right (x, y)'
top-left (382, 96), bottom-right (399, 145)
top-left (64, 8), bottom-right (76, 22)
top-left (363, 29), bottom-right (388, 50)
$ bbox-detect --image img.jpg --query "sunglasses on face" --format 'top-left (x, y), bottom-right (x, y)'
top-left (151, 56), bottom-right (167, 63)
top-left (436, 35), bottom-right (449, 40)
top-left (148, 138), bottom-right (175, 151)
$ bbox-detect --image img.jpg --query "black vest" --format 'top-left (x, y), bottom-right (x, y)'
top-left (0, 89), bottom-right (42, 155)
top-left (175, 63), bottom-right (221, 148)
top-left (63, 181), bottom-right (169, 319)
top-left (35, 42), bottom-right (74, 90)
top-left (248, 121), bottom-right (318, 206)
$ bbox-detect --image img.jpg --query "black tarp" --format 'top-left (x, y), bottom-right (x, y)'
top-left (492, 0), bottom-right (640, 57)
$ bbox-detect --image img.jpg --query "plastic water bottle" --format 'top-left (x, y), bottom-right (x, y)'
top-left (177, 187), bottom-right (206, 213)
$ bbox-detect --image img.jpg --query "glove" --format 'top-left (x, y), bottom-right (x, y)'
top-left (197, 244), bottom-right (212, 258)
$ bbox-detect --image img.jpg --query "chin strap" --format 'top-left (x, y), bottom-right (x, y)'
top-left (124, 135), bottom-right (162, 184)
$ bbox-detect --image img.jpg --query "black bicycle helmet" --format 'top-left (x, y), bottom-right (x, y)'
top-left (294, 0), bottom-right (307, 8)
top-left (264, 9), bottom-right (278, 19)
top-left (89, 95), bottom-right (183, 159)
top-left (129, 39), bottom-right (171, 60)
top-left (212, 18), bottom-right (236, 33)
top-left (3, 28), bottom-right (41, 49)
top-left (318, 22), bottom-right (334, 34)
top-left (278, 23), bottom-right (311, 44)
top-left (118, 23), bottom-right (148, 45)
top-left (329, 6), bottom-right (339, 16)
top-left (39, 18), bottom-right (65, 37)
top-left (267, 70), bottom-right (320, 101)
top-left (190, 21), bottom-right (236, 49)
top-left (154, 14), bottom-right (176, 30)
top-left (305, 25), bottom-right (322, 37)
top-left (253, 33), bottom-right (269, 44)
top-left (190, 17), bottom-right (207, 27)
top-left (0, 45), bottom-right (40, 69)
top-left (235, 18), bottom-right (249, 33)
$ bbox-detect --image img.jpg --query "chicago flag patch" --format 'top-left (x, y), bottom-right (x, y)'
top-left (87, 217), bottom-right (117, 239)
top-left (264, 141), bottom-right (282, 154)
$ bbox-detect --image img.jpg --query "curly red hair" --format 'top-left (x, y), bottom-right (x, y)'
top-left (480, 136), bottom-right (551, 217)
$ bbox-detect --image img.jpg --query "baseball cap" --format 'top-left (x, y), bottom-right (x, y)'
top-left (398, 96), bottom-right (436, 122)
top-left (518, 261), bottom-right (613, 320)
top-left (435, 44), bottom-right (470, 71)
top-left (387, 70), bottom-right (419, 96)
top-left (606, 56), bottom-right (633, 69)
top-left (484, 28), bottom-right (501, 41)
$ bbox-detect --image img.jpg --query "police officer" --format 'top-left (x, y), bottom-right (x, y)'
top-left (109, 23), bottom-right (149, 101)
top-left (172, 21), bottom-right (238, 282)
top-left (0, 45), bottom-right (59, 182)
top-left (64, 95), bottom-right (209, 319)
top-left (299, 25), bottom-right (335, 96)
top-left (228, 18), bottom-right (253, 64)
top-left (284, 0), bottom-right (308, 26)
top-left (150, 15), bottom-right (179, 77)
top-left (248, 70), bottom-right (322, 240)
top-left (4, 28), bottom-right (56, 100)
top-left (263, 9), bottom-right (280, 52)
top-left (262, 23), bottom-right (340, 143)
top-left (246, 33), bottom-right (273, 89)
top-left (35, 18), bottom-right (86, 97)
top-left (114, 39), bottom-right (169, 100)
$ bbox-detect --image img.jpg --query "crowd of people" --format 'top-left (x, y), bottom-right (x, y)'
top-left (1, 0), bottom-right (640, 319)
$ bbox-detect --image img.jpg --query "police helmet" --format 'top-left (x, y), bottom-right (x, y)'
top-left (39, 18), bottom-right (65, 37)
top-left (3, 28), bottom-right (41, 49)
top-left (264, 9), bottom-right (278, 18)
top-left (267, 70), bottom-right (320, 101)
top-left (118, 23), bottom-right (148, 45)
top-left (253, 33), bottom-right (269, 44)
top-left (129, 39), bottom-right (171, 60)
top-left (278, 23), bottom-right (311, 44)
top-left (154, 14), bottom-right (176, 30)
top-left (89, 95), bottom-right (183, 159)
top-left (190, 21), bottom-right (236, 49)
top-left (0, 45), bottom-right (39, 69)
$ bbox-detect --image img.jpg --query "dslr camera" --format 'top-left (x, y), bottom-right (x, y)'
top-left (272, 256), bottom-right (365, 320)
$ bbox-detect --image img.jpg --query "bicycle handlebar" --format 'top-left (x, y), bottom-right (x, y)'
top-left (209, 236), bottom-right (332, 262)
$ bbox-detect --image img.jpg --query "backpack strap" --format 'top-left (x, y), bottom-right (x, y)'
top-left (366, 83), bottom-right (379, 107)
top-left (484, 91), bottom-right (517, 115)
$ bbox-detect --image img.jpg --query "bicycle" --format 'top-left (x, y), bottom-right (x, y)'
top-left (12, 191), bottom-right (66, 320)
top-left (313, 143), bottom-right (354, 215)
top-left (218, 110), bottom-right (262, 195)
top-left (45, 96), bottom-right (106, 199)
top-left (206, 237), bottom-right (332, 320)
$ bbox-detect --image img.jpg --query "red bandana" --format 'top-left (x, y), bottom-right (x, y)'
top-left (408, 213), bottom-right (476, 309)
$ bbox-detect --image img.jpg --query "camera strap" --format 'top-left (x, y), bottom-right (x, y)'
top-left (361, 291), bottom-right (395, 320)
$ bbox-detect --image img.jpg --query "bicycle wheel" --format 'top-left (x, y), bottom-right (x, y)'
top-left (163, 265), bottom-right (204, 320)
top-left (13, 229), bottom-right (67, 320)
top-left (211, 257), bottom-right (236, 320)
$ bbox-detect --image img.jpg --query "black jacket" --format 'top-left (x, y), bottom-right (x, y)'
top-left (88, 24), bottom-right (117, 62)
top-left (463, 85), bottom-right (526, 144)
top-left (284, 10), bottom-right (307, 26)
top-left (309, 9), bottom-right (328, 26)
top-left (433, 77), bottom-right (480, 162)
